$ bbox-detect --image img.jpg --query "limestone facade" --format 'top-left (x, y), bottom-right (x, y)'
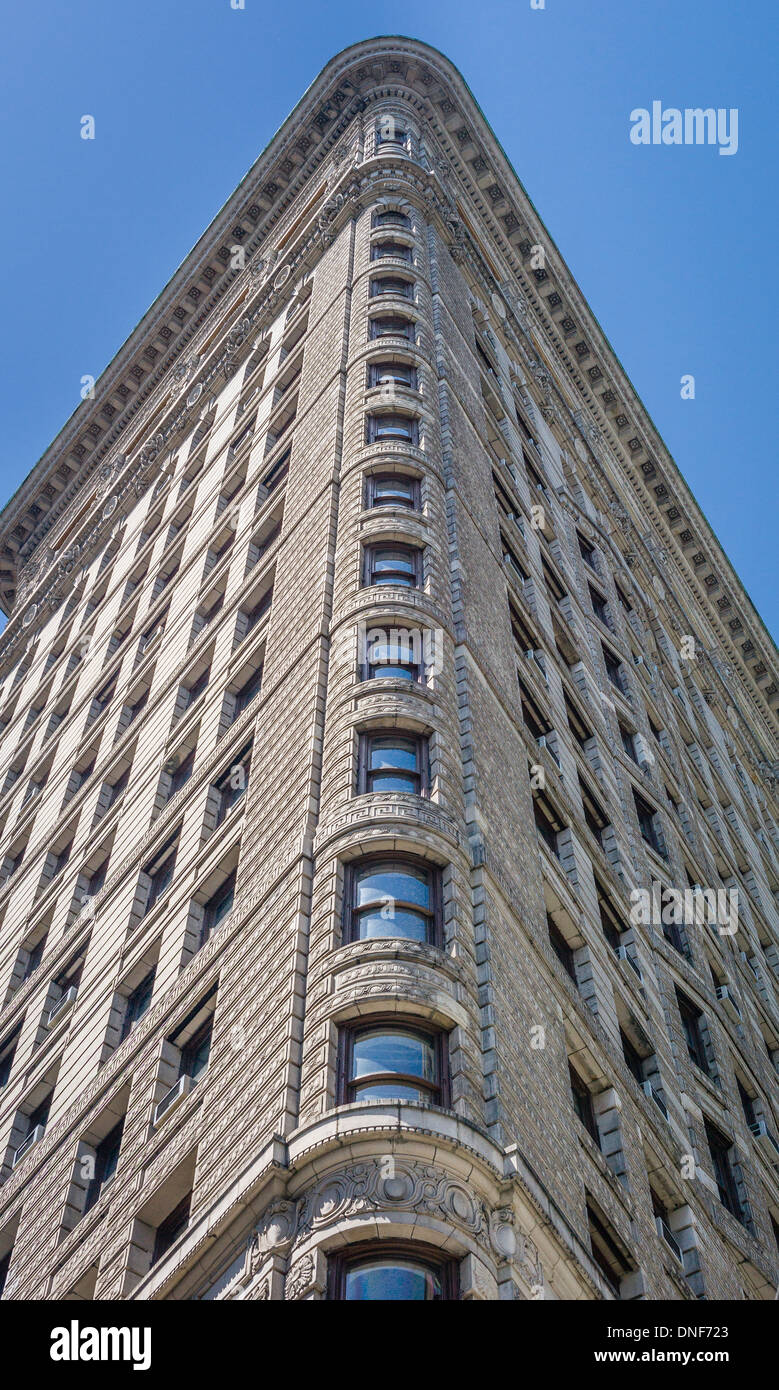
top-left (0, 39), bottom-right (776, 1301)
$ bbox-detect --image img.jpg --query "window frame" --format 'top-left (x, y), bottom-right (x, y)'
top-left (365, 413), bottom-right (419, 446)
top-left (361, 626), bottom-right (427, 685)
top-left (569, 1065), bottom-right (600, 1147)
top-left (364, 472), bottom-right (421, 510)
top-left (337, 1016), bottom-right (450, 1107)
top-left (343, 854), bottom-right (441, 946)
top-left (367, 360), bottom-right (418, 391)
top-left (362, 541), bottom-right (423, 590)
top-left (357, 731), bottom-right (429, 798)
top-left (328, 1239), bottom-right (459, 1301)
top-left (369, 315), bottom-right (416, 343)
top-left (369, 275), bottom-right (414, 301)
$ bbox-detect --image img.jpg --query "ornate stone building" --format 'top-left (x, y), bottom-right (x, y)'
top-left (0, 38), bottom-right (777, 1302)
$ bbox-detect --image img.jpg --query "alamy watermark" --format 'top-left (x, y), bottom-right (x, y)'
top-left (630, 880), bottom-right (739, 935)
top-left (358, 620), bottom-right (445, 679)
top-left (630, 103), bottom-right (738, 156)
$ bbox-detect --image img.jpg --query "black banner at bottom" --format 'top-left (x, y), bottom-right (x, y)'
top-left (0, 1295), bottom-right (772, 1379)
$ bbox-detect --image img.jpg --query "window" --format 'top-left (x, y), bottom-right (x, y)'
top-left (589, 587), bottom-right (610, 627)
top-left (620, 1030), bottom-right (645, 1086)
top-left (169, 987), bottom-right (217, 1087)
top-left (578, 535), bottom-right (598, 572)
top-left (120, 969), bottom-right (155, 1042)
top-left (368, 360), bottom-right (417, 390)
top-left (102, 764), bottom-right (130, 813)
top-left (737, 1079), bottom-right (757, 1128)
top-left (241, 589), bottom-right (273, 636)
top-left (365, 473), bottom-right (420, 509)
top-left (84, 1117), bottom-right (124, 1213)
top-left (168, 745), bottom-right (196, 798)
top-left (661, 901), bottom-right (690, 959)
top-left (346, 857), bottom-right (439, 944)
top-left (602, 646), bottom-right (627, 696)
top-left (339, 1021), bottom-right (448, 1105)
top-left (372, 209), bottom-right (411, 230)
top-left (233, 664), bottom-right (263, 716)
top-left (0, 1028), bottom-right (21, 1088)
top-left (181, 1019), bottom-right (212, 1082)
top-left (587, 1201), bottom-right (633, 1293)
top-left (596, 882), bottom-right (623, 952)
top-left (358, 732), bottom-right (428, 796)
top-left (182, 664), bottom-right (210, 709)
top-left (152, 1192), bottom-right (192, 1265)
top-left (200, 869), bottom-right (236, 946)
top-left (518, 680), bottom-right (551, 742)
top-left (370, 240), bottom-right (412, 263)
top-left (548, 917), bottom-right (576, 982)
top-left (569, 1065), bottom-right (599, 1146)
top-left (211, 744), bottom-right (252, 826)
top-left (533, 791), bottom-right (563, 858)
top-left (142, 832), bottom-right (179, 917)
top-left (18, 928), bottom-right (47, 984)
top-left (364, 628), bottom-right (426, 683)
top-left (633, 790), bottom-right (666, 857)
top-left (370, 276), bottom-right (413, 300)
top-left (704, 1120), bottom-right (745, 1222)
top-left (87, 674), bottom-right (117, 724)
top-left (329, 1243), bottom-right (458, 1301)
top-left (376, 122), bottom-right (408, 148)
top-left (369, 315), bottom-right (415, 342)
top-left (363, 543), bottom-right (421, 589)
top-left (579, 775), bottom-right (609, 849)
top-left (366, 413), bottom-right (419, 445)
top-left (619, 724), bottom-right (638, 762)
top-left (677, 991), bottom-right (710, 1075)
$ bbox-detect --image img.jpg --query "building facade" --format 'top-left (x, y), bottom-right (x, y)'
top-left (0, 37), bottom-right (777, 1302)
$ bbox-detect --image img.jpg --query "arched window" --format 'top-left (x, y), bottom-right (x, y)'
top-left (329, 1242), bottom-right (459, 1300)
top-left (358, 731), bottom-right (428, 796)
top-left (345, 857), bottom-right (440, 943)
top-left (363, 543), bottom-right (421, 588)
top-left (338, 1018), bottom-right (448, 1104)
top-left (365, 473), bottom-right (420, 509)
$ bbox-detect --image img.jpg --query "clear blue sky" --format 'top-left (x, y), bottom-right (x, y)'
top-left (0, 0), bottom-right (776, 640)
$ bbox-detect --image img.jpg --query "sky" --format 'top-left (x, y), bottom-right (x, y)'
top-left (0, 0), bottom-right (776, 641)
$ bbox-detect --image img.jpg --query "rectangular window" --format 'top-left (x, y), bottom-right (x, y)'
top-left (152, 1192), bottom-right (192, 1265)
top-left (338, 1019), bottom-right (448, 1106)
top-left (370, 240), bottom-right (413, 263)
top-left (548, 916), bottom-right (576, 982)
top-left (578, 535), bottom-right (598, 572)
top-left (365, 472), bottom-right (420, 509)
top-left (363, 543), bottom-right (421, 589)
top-left (200, 869), bottom-right (236, 946)
top-left (589, 586), bottom-right (610, 627)
top-left (142, 832), bottom-right (179, 916)
top-left (0, 1028), bottom-right (21, 1088)
top-left (233, 664), bottom-right (263, 716)
top-left (370, 275), bottom-right (414, 300)
top-left (677, 991), bottom-right (711, 1074)
top-left (120, 969), bottom-right (155, 1042)
top-left (368, 360), bottom-right (417, 389)
top-left (369, 315), bottom-right (415, 342)
top-left (533, 791), bottom-right (563, 858)
top-left (602, 646), bottom-right (627, 696)
top-left (365, 413), bottom-right (419, 445)
top-left (569, 1066), bottom-right (599, 1147)
top-left (704, 1120), bottom-right (745, 1222)
top-left (633, 790), bottom-right (666, 857)
top-left (211, 744), bottom-right (252, 825)
top-left (358, 733), bottom-right (428, 796)
top-left (84, 1117), bottom-right (124, 1213)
